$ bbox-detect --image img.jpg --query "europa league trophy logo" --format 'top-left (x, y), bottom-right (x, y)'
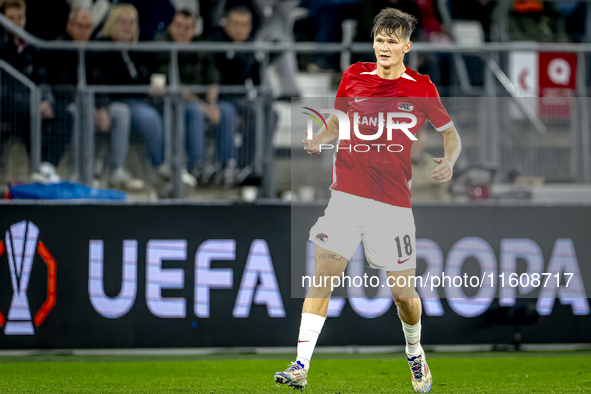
top-left (4, 221), bottom-right (38, 335)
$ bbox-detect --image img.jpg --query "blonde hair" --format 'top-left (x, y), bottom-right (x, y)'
top-left (100, 4), bottom-right (139, 42)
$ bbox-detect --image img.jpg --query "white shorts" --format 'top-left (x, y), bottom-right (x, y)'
top-left (309, 191), bottom-right (416, 272)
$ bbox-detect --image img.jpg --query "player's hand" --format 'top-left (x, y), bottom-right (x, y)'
top-left (301, 130), bottom-right (321, 155)
top-left (431, 157), bottom-right (453, 183)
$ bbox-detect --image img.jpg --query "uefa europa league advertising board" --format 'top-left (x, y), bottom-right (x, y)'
top-left (0, 203), bottom-right (589, 349)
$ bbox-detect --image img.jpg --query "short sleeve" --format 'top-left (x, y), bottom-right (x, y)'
top-left (334, 68), bottom-right (351, 113)
top-left (424, 82), bottom-right (454, 132)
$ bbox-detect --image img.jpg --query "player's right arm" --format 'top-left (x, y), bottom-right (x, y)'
top-left (301, 114), bottom-right (339, 155)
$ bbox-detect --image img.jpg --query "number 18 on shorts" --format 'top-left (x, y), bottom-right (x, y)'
top-left (309, 191), bottom-right (416, 272)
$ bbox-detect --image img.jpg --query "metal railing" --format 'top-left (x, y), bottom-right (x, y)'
top-left (487, 59), bottom-right (547, 135)
top-left (79, 84), bottom-right (264, 197)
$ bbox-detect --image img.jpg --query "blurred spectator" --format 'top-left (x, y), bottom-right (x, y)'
top-left (156, 9), bottom-right (239, 185)
top-left (67, 0), bottom-right (118, 38)
top-left (120, 0), bottom-right (175, 40)
top-left (169, 0), bottom-right (203, 37)
top-left (211, 4), bottom-right (260, 85)
top-left (65, 7), bottom-right (94, 42)
top-left (208, 0), bottom-right (263, 38)
top-left (410, 129), bottom-right (452, 202)
top-left (493, 1), bottom-right (568, 42)
top-left (211, 3), bottom-right (277, 175)
top-left (170, 0), bottom-right (199, 16)
top-left (93, 4), bottom-right (165, 174)
top-left (205, 0), bottom-right (300, 97)
top-left (46, 7), bottom-right (143, 191)
top-left (0, 0), bottom-right (67, 181)
top-left (448, 0), bottom-right (495, 42)
top-left (0, 0), bottom-right (53, 117)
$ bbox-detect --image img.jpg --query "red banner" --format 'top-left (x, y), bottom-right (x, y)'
top-left (538, 52), bottom-right (577, 118)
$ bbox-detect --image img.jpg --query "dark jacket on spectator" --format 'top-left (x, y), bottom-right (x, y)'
top-left (45, 33), bottom-right (91, 86)
top-left (89, 36), bottom-right (156, 101)
top-left (0, 29), bottom-right (53, 102)
top-left (155, 31), bottom-right (220, 86)
top-left (210, 27), bottom-right (260, 86)
top-left (44, 33), bottom-right (103, 106)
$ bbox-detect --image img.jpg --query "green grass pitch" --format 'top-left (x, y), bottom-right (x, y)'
top-left (0, 351), bottom-right (589, 393)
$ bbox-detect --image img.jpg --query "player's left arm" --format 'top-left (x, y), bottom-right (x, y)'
top-left (431, 125), bottom-right (461, 183)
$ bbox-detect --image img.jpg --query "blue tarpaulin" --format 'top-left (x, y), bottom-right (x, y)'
top-left (10, 182), bottom-right (126, 201)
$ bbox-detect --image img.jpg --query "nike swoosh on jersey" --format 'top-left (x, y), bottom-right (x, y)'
top-left (354, 97), bottom-right (370, 103)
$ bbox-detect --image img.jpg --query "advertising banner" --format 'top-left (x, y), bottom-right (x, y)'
top-left (509, 51), bottom-right (577, 118)
top-left (0, 204), bottom-right (589, 349)
top-left (538, 52), bottom-right (577, 118)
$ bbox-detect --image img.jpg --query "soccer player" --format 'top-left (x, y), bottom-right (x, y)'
top-left (274, 8), bottom-right (461, 393)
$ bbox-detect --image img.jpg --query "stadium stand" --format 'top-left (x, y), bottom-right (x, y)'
top-left (0, 0), bottom-right (590, 202)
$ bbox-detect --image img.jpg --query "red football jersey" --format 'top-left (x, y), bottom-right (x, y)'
top-left (330, 62), bottom-right (454, 208)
